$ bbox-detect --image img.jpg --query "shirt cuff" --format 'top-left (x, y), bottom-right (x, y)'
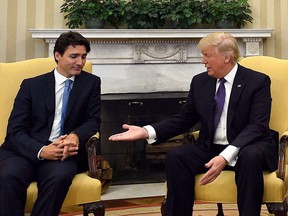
top-left (219, 145), bottom-right (239, 167)
top-left (37, 146), bottom-right (45, 160)
top-left (143, 125), bottom-right (157, 144)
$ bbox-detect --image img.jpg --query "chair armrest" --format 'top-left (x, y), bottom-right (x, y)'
top-left (191, 131), bottom-right (199, 140)
top-left (86, 133), bottom-right (113, 193)
top-left (186, 131), bottom-right (199, 145)
top-left (188, 130), bottom-right (287, 181)
top-left (277, 131), bottom-right (288, 181)
top-left (86, 133), bottom-right (101, 179)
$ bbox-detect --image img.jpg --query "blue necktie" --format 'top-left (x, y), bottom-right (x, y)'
top-left (60, 79), bottom-right (72, 135)
top-left (214, 78), bottom-right (226, 131)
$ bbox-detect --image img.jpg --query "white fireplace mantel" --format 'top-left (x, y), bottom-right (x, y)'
top-left (28, 29), bottom-right (273, 94)
top-left (29, 29), bottom-right (273, 63)
top-left (29, 28), bottom-right (273, 39)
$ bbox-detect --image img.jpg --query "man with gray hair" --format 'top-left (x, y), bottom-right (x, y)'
top-left (109, 32), bottom-right (278, 216)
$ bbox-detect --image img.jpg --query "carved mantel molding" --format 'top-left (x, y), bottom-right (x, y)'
top-left (28, 29), bottom-right (273, 94)
top-left (29, 29), bottom-right (273, 64)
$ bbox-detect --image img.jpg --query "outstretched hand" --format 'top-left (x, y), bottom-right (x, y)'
top-left (109, 124), bottom-right (149, 141)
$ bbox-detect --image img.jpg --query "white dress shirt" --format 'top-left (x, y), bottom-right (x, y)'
top-left (216, 64), bottom-right (239, 166)
top-left (37, 68), bottom-right (75, 159)
top-left (144, 64), bottom-right (240, 166)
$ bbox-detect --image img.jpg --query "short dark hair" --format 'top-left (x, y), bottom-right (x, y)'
top-left (53, 31), bottom-right (91, 63)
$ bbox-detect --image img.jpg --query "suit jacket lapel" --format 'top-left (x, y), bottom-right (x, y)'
top-left (227, 65), bottom-right (246, 128)
top-left (206, 76), bottom-right (217, 135)
top-left (44, 72), bottom-right (56, 127)
top-left (44, 72), bottom-right (56, 113)
top-left (66, 72), bottom-right (85, 117)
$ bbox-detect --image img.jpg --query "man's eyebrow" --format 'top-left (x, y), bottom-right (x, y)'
top-left (69, 53), bottom-right (86, 56)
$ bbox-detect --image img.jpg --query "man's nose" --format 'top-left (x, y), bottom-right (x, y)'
top-left (76, 57), bottom-right (84, 65)
top-left (201, 57), bottom-right (207, 64)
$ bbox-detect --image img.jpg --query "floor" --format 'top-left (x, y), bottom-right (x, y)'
top-left (24, 182), bottom-right (166, 215)
top-left (102, 182), bottom-right (166, 201)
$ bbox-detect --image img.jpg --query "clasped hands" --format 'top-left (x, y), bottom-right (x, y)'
top-left (40, 133), bottom-right (79, 161)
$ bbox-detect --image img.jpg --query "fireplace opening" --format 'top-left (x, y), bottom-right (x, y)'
top-left (100, 92), bottom-right (195, 185)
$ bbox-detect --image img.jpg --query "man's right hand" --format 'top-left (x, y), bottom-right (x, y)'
top-left (39, 135), bottom-right (69, 160)
top-left (109, 124), bottom-right (149, 141)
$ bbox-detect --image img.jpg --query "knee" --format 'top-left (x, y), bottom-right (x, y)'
top-left (0, 171), bottom-right (23, 190)
top-left (166, 147), bottom-right (184, 163)
top-left (51, 172), bottom-right (74, 186)
top-left (237, 146), bottom-right (264, 169)
top-left (0, 172), bottom-right (12, 185)
top-left (165, 146), bottom-right (192, 172)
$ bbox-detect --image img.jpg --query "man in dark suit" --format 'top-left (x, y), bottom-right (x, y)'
top-left (109, 32), bottom-right (278, 216)
top-left (0, 31), bottom-right (101, 216)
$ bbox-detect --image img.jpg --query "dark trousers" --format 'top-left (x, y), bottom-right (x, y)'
top-left (0, 148), bottom-right (78, 216)
top-left (165, 143), bottom-right (267, 216)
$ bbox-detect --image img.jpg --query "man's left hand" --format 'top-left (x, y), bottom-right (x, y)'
top-left (58, 133), bottom-right (79, 161)
top-left (199, 156), bottom-right (228, 186)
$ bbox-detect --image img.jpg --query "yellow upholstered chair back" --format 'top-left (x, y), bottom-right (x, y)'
top-left (0, 58), bottom-right (105, 215)
top-left (161, 56), bottom-right (288, 216)
top-left (0, 57), bottom-right (92, 145)
top-left (239, 56), bottom-right (288, 164)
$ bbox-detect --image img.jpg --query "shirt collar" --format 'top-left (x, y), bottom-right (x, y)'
top-left (222, 63), bottom-right (238, 85)
top-left (54, 68), bottom-right (75, 85)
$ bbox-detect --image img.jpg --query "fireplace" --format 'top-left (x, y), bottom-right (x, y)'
top-left (100, 92), bottom-right (189, 184)
top-left (29, 29), bottom-right (272, 184)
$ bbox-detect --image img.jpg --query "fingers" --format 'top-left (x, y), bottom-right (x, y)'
top-left (52, 135), bottom-right (68, 146)
top-left (199, 157), bottom-right (226, 186)
top-left (109, 124), bottom-right (149, 141)
top-left (58, 137), bottom-right (78, 160)
top-left (62, 146), bottom-right (68, 159)
top-left (43, 140), bottom-right (78, 161)
top-left (122, 124), bottom-right (130, 129)
top-left (41, 146), bottom-right (64, 160)
top-left (108, 124), bottom-right (131, 141)
top-left (108, 133), bottom-right (122, 141)
top-left (199, 170), bottom-right (219, 186)
top-left (205, 161), bottom-right (212, 168)
top-left (57, 138), bottom-right (77, 148)
top-left (57, 134), bottom-right (68, 141)
top-left (61, 146), bottom-right (78, 161)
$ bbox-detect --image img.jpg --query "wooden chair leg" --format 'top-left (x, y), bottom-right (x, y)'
top-left (83, 201), bottom-right (105, 216)
top-left (216, 203), bottom-right (224, 216)
top-left (266, 202), bottom-right (288, 216)
top-left (161, 198), bottom-right (227, 216)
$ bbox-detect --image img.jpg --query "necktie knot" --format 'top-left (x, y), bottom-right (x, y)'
top-left (65, 79), bottom-right (72, 89)
top-left (219, 78), bottom-right (226, 84)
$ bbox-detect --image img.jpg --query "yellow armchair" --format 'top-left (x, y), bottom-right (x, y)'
top-left (161, 56), bottom-right (288, 216)
top-left (0, 58), bottom-right (106, 215)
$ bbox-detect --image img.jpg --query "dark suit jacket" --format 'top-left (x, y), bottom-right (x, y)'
top-left (2, 70), bottom-right (101, 163)
top-left (152, 64), bottom-right (278, 171)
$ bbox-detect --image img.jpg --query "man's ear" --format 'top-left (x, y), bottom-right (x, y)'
top-left (224, 55), bottom-right (231, 63)
top-left (54, 51), bottom-right (61, 62)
